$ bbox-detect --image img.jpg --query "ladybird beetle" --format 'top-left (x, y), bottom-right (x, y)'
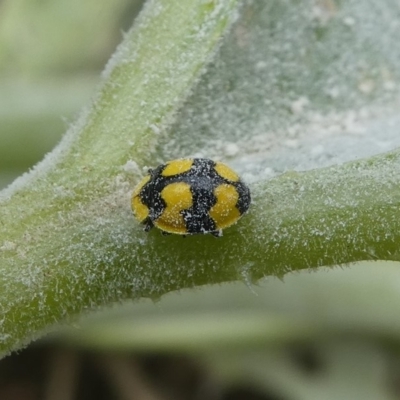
top-left (131, 158), bottom-right (251, 237)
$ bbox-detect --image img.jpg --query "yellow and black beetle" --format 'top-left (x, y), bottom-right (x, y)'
top-left (131, 158), bottom-right (251, 236)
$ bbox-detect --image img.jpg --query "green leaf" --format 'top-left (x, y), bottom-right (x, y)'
top-left (1, 0), bottom-right (400, 358)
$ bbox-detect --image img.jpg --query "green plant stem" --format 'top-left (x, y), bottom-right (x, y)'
top-left (1, 0), bottom-right (400, 358)
top-left (0, 0), bottom-right (240, 356)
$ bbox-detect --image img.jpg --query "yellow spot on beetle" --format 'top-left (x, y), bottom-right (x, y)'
top-left (215, 162), bottom-right (239, 182)
top-left (155, 182), bottom-right (192, 234)
top-left (162, 159), bottom-right (193, 177)
top-left (132, 196), bottom-right (149, 222)
top-left (209, 184), bottom-right (240, 229)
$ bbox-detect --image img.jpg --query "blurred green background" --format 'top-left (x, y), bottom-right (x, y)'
top-left (0, 0), bottom-right (143, 188)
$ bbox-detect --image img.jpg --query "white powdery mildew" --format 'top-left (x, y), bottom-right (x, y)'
top-left (155, 0), bottom-right (400, 186)
top-left (0, 241), bottom-right (17, 252)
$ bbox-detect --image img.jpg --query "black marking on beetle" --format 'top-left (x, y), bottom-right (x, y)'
top-left (235, 181), bottom-right (251, 215)
top-left (139, 172), bottom-right (166, 222)
top-left (182, 175), bottom-right (217, 234)
top-left (142, 217), bottom-right (154, 232)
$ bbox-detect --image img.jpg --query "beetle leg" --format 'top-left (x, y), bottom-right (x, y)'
top-left (142, 217), bottom-right (154, 232)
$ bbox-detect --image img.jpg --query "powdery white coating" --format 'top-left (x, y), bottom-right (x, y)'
top-left (155, 0), bottom-right (400, 184)
top-left (0, 241), bottom-right (17, 252)
top-left (253, 150), bottom-right (400, 274)
top-left (234, 108), bottom-right (400, 184)
top-left (122, 160), bottom-right (142, 175)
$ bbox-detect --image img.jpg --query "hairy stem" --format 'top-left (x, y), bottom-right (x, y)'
top-left (0, 0), bottom-right (240, 356)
